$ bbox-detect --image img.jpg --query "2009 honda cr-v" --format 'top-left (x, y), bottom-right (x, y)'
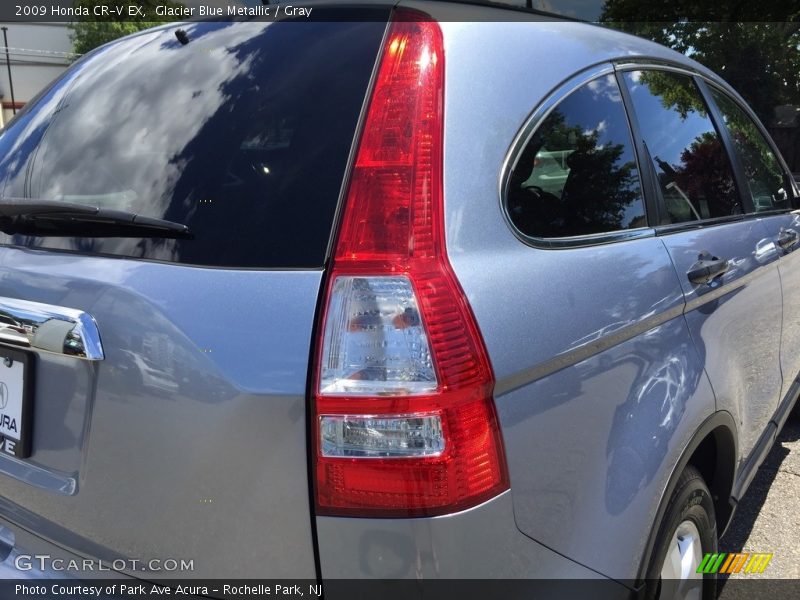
top-left (0, 2), bottom-right (797, 599)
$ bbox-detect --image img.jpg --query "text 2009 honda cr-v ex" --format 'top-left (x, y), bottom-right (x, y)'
top-left (0, 1), bottom-right (797, 599)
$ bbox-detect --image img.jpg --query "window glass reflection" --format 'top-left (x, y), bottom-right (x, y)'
top-left (0, 19), bottom-right (385, 268)
top-left (623, 70), bottom-right (741, 224)
top-left (710, 88), bottom-right (790, 212)
top-left (507, 74), bottom-right (645, 239)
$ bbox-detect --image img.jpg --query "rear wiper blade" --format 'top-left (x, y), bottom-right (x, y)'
top-left (0, 198), bottom-right (191, 239)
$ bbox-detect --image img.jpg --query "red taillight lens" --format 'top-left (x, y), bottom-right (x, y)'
top-left (312, 11), bottom-right (509, 517)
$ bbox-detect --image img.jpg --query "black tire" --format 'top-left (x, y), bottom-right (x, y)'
top-left (644, 465), bottom-right (718, 600)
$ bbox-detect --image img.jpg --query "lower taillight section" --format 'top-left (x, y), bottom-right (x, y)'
top-left (316, 385), bottom-right (508, 517)
top-left (312, 11), bottom-right (509, 518)
top-left (320, 414), bottom-right (445, 459)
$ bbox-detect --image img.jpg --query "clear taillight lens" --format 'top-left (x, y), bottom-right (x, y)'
top-left (320, 276), bottom-right (436, 395)
top-left (320, 414), bottom-right (444, 458)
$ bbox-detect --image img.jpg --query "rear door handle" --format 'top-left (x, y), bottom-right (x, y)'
top-left (687, 251), bottom-right (730, 285)
top-left (777, 228), bottom-right (798, 251)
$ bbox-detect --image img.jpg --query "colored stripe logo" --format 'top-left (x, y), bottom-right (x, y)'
top-left (697, 552), bottom-right (773, 574)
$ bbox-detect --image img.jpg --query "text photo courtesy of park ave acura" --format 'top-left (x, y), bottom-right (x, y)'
top-left (0, 0), bottom-right (799, 599)
top-left (15, 584), bottom-right (318, 597)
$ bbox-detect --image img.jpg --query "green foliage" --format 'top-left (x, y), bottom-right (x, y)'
top-left (68, 0), bottom-right (186, 56)
top-left (600, 1), bottom-right (800, 126)
top-left (637, 71), bottom-right (707, 120)
top-left (711, 90), bottom-right (786, 201)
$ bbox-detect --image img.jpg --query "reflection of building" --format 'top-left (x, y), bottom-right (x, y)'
top-left (0, 23), bottom-right (76, 126)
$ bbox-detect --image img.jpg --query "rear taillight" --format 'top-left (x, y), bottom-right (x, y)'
top-left (312, 11), bottom-right (509, 517)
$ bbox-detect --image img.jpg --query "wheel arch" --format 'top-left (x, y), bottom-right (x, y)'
top-left (636, 410), bottom-right (738, 585)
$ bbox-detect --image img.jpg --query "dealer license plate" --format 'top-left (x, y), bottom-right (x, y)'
top-left (0, 347), bottom-right (33, 458)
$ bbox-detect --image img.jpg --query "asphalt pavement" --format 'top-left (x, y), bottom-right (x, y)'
top-left (717, 411), bottom-right (800, 596)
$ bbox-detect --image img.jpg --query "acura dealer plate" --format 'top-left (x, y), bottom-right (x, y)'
top-left (0, 347), bottom-right (33, 458)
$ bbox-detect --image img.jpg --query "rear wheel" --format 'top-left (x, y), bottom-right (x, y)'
top-left (645, 465), bottom-right (717, 600)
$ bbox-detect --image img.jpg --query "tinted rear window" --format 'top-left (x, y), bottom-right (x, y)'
top-left (0, 15), bottom-right (388, 268)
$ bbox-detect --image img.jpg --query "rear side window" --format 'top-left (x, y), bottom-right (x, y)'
top-left (506, 74), bottom-right (646, 240)
top-left (0, 15), bottom-right (388, 268)
top-left (622, 70), bottom-right (741, 224)
top-left (709, 88), bottom-right (791, 212)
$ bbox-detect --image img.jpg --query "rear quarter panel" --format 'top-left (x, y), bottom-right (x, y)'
top-left (433, 13), bottom-right (718, 580)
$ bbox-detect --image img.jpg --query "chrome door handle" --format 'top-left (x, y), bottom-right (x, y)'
top-left (0, 296), bottom-right (104, 360)
top-left (687, 251), bottom-right (730, 285)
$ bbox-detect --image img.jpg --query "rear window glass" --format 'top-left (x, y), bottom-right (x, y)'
top-left (0, 16), bottom-right (387, 268)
